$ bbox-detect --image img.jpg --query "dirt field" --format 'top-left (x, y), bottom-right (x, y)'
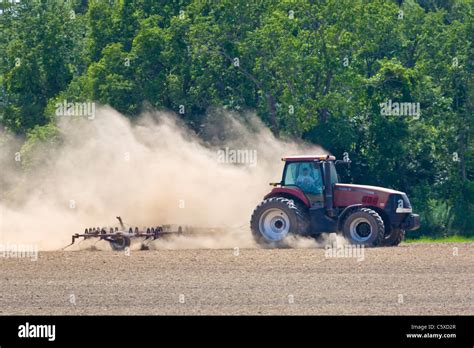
top-left (0, 242), bottom-right (472, 315)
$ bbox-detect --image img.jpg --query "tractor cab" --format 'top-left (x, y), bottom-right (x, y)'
top-left (280, 155), bottom-right (339, 209)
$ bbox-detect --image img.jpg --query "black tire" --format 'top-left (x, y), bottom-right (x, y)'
top-left (382, 228), bottom-right (405, 246)
top-left (341, 207), bottom-right (384, 247)
top-left (109, 235), bottom-right (131, 251)
top-left (250, 197), bottom-right (310, 247)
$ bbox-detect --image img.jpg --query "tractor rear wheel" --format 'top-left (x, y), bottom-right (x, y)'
top-left (250, 197), bottom-right (309, 247)
top-left (341, 208), bottom-right (384, 247)
top-left (382, 228), bottom-right (405, 246)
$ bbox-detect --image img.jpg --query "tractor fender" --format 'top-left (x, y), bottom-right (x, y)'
top-left (264, 187), bottom-right (310, 208)
top-left (337, 204), bottom-right (363, 230)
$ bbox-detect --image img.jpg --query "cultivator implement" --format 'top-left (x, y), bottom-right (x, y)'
top-left (67, 216), bottom-right (199, 251)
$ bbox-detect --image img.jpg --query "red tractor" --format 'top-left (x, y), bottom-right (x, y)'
top-left (250, 155), bottom-right (420, 247)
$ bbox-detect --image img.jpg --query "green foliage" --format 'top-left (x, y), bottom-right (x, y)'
top-left (0, 0), bottom-right (472, 236)
top-left (19, 123), bottom-right (62, 170)
top-left (416, 199), bottom-right (455, 237)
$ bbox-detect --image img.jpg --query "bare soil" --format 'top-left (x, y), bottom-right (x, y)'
top-left (0, 243), bottom-right (472, 315)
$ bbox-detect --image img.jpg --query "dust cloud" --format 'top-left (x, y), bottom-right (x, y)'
top-left (0, 106), bottom-right (328, 250)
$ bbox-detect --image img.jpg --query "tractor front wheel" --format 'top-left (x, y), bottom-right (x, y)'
top-left (250, 197), bottom-right (309, 247)
top-left (342, 208), bottom-right (384, 247)
top-left (382, 228), bottom-right (405, 246)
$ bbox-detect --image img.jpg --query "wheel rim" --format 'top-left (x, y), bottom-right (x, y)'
top-left (349, 217), bottom-right (373, 242)
top-left (258, 208), bottom-right (290, 241)
top-left (111, 236), bottom-right (127, 250)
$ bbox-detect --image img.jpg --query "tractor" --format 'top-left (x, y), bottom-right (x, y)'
top-left (250, 155), bottom-right (420, 247)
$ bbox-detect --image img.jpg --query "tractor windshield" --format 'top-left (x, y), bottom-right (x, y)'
top-left (283, 162), bottom-right (323, 194)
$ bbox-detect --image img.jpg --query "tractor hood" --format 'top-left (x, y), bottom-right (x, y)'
top-left (334, 183), bottom-right (404, 195)
top-left (334, 183), bottom-right (405, 208)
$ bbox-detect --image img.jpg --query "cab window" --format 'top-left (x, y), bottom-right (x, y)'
top-left (283, 162), bottom-right (323, 194)
top-left (329, 162), bottom-right (339, 185)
